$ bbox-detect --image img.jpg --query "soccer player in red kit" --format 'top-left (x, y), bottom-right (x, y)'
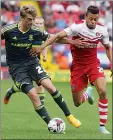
top-left (30, 6), bottom-right (112, 134)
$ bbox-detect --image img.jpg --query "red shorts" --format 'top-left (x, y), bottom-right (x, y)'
top-left (70, 62), bottom-right (105, 92)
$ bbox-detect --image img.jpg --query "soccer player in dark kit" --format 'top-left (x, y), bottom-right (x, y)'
top-left (4, 17), bottom-right (48, 105)
top-left (2, 4), bottom-right (81, 129)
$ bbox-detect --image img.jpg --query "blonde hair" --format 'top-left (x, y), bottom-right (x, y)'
top-left (20, 5), bottom-right (37, 18)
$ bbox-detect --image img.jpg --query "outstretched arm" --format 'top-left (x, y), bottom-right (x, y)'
top-left (41, 30), bottom-right (68, 50)
top-left (30, 31), bottom-right (68, 55)
top-left (56, 37), bottom-right (74, 44)
top-left (30, 25), bottom-right (87, 56)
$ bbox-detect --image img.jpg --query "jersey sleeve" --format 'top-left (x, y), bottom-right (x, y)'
top-left (101, 27), bottom-right (109, 44)
top-left (64, 23), bottom-right (78, 36)
top-left (32, 30), bottom-right (50, 47)
top-left (1, 27), bottom-right (6, 40)
top-left (42, 31), bottom-right (50, 41)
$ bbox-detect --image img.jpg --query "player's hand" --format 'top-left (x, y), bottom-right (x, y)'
top-left (42, 52), bottom-right (47, 62)
top-left (42, 48), bottom-right (48, 62)
top-left (29, 47), bottom-right (42, 56)
top-left (42, 56), bottom-right (47, 62)
top-left (73, 39), bottom-right (87, 48)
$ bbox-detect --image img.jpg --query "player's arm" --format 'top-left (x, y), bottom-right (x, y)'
top-left (41, 47), bottom-right (48, 62)
top-left (40, 23), bottom-right (79, 49)
top-left (56, 38), bottom-right (86, 48)
top-left (30, 23), bottom-right (77, 55)
top-left (103, 43), bottom-right (112, 76)
top-left (30, 23), bottom-right (85, 55)
top-left (30, 30), bottom-right (68, 55)
top-left (1, 27), bottom-right (6, 40)
top-left (41, 30), bottom-right (68, 49)
top-left (101, 27), bottom-right (112, 76)
top-left (40, 34), bottom-right (72, 61)
top-left (103, 44), bottom-right (112, 64)
top-left (55, 37), bottom-right (75, 44)
top-left (30, 29), bottom-right (50, 55)
top-left (41, 33), bottom-right (73, 61)
top-left (41, 34), bottom-right (74, 61)
top-left (1, 25), bottom-right (10, 40)
top-left (54, 23), bottom-right (87, 47)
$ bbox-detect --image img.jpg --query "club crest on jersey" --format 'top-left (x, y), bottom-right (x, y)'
top-left (29, 35), bottom-right (33, 41)
top-left (96, 32), bottom-right (101, 36)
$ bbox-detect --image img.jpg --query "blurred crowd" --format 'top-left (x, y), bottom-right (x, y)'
top-left (1, 1), bottom-right (112, 69)
top-left (1, 0), bottom-right (20, 48)
top-left (1, 1), bottom-right (20, 26)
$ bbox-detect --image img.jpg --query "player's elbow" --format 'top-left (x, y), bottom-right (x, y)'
top-left (56, 31), bottom-right (66, 40)
top-left (104, 44), bottom-right (111, 50)
top-left (48, 35), bottom-right (58, 44)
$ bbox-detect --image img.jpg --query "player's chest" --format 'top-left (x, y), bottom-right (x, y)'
top-left (78, 28), bottom-right (102, 40)
top-left (8, 31), bottom-right (34, 43)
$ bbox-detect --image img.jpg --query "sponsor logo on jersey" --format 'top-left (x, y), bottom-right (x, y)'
top-left (11, 42), bottom-right (32, 48)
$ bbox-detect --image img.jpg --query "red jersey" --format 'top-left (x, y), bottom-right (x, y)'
top-left (64, 20), bottom-right (109, 65)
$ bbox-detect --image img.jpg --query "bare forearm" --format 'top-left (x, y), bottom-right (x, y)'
top-left (106, 47), bottom-right (112, 63)
top-left (41, 31), bottom-right (67, 50)
top-left (103, 43), bottom-right (112, 64)
top-left (41, 35), bottom-right (57, 49)
top-left (106, 47), bottom-right (112, 77)
top-left (42, 47), bottom-right (48, 55)
top-left (56, 38), bottom-right (74, 44)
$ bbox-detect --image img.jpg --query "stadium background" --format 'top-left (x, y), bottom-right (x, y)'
top-left (1, 0), bottom-right (112, 82)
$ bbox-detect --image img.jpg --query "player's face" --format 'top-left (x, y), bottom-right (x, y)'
top-left (22, 14), bottom-right (35, 29)
top-left (85, 12), bottom-right (99, 29)
top-left (35, 19), bottom-right (44, 28)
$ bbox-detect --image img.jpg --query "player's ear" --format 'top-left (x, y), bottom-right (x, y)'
top-left (20, 15), bottom-right (25, 20)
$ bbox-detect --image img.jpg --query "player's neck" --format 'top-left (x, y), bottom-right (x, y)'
top-left (18, 21), bottom-right (30, 33)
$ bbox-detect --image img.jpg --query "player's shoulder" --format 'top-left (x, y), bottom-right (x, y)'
top-left (2, 23), bottom-right (17, 34)
top-left (96, 22), bottom-right (108, 33)
top-left (2, 23), bottom-right (17, 33)
top-left (97, 22), bottom-right (104, 26)
top-left (96, 22), bottom-right (105, 29)
top-left (31, 25), bottom-right (43, 33)
top-left (74, 20), bottom-right (84, 25)
top-left (72, 20), bottom-right (85, 29)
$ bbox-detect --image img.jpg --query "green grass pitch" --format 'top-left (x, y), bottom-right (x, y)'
top-left (1, 80), bottom-right (112, 139)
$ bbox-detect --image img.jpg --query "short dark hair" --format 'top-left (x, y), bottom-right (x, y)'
top-left (86, 5), bottom-right (99, 15)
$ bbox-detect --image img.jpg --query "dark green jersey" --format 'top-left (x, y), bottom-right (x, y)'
top-left (1, 23), bottom-right (49, 65)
